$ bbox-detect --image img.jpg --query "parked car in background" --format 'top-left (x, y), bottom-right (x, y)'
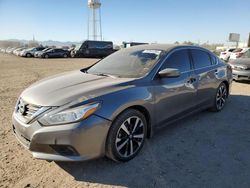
top-left (12, 44), bottom-right (232, 162)
top-left (229, 48), bottom-right (250, 61)
top-left (219, 48), bottom-right (236, 61)
top-left (6, 47), bottom-right (18, 54)
top-left (20, 47), bottom-right (46, 57)
top-left (34, 48), bottom-right (52, 58)
top-left (5, 47), bottom-right (12, 53)
top-left (0, 48), bottom-right (5, 53)
top-left (40, 48), bottom-right (70, 58)
top-left (13, 47), bottom-right (27, 56)
top-left (229, 49), bottom-right (250, 81)
top-left (71, 40), bottom-right (115, 58)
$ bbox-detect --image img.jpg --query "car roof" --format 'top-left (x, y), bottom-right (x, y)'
top-left (123, 44), bottom-right (207, 53)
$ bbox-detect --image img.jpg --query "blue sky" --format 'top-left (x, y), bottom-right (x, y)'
top-left (0, 0), bottom-right (249, 44)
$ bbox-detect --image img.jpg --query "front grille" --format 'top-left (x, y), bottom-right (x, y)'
top-left (16, 98), bottom-right (42, 123)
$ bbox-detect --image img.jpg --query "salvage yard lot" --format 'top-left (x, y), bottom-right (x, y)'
top-left (0, 53), bottom-right (250, 188)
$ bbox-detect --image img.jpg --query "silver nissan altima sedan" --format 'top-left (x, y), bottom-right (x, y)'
top-left (12, 44), bottom-right (233, 162)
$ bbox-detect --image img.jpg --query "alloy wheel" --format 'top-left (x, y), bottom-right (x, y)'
top-left (216, 84), bottom-right (227, 110)
top-left (115, 116), bottom-right (145, 158)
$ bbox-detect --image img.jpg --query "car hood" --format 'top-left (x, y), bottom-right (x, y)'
top-left (230, 58), bottom-right (250, 68)
top-left (21, 70), bottom-right (135, 106)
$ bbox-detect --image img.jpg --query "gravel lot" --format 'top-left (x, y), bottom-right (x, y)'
top-left (0, 53), bottom-right (250, 188)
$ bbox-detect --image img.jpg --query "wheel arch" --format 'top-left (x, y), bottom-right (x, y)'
top-left (127, 105), bottom-right (152, 139)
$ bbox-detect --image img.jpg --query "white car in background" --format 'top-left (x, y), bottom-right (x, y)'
top-left (229, 48), bottom-right (250, 61)
top-left (219, 48), bottom-right (236, 61)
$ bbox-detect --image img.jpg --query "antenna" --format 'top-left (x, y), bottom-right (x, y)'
top-left (88, 0), bottom-right (102, 41)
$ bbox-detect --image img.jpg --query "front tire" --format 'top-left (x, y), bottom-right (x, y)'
top-left (106, 109), bottom-right (147, 162)
top-left (210, 82), bottom-right (228, 112)
top-left (26, 53), bottom-right (31, 58)
top-left (44, 54), bottom-right (49, 59)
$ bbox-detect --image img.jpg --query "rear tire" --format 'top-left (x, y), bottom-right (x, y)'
top-left (44, 54), bottom-right (49, 59)
top-left (26, 53), bottom-right (31, 58)
top-left (106, 109), bottom-right (147, 162)
top-left (63, 54), bottom-right (68, 58)
top-left (210, 82), bottom-right (228, 112)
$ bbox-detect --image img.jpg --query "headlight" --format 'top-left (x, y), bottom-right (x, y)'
top-left (39, 103), bottom-right (100, 125)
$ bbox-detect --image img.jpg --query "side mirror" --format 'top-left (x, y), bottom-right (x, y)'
top-left (158, 68), bottom-right (181, 78)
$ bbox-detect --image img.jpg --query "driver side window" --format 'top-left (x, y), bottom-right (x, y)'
top-left (161, 49), bottom-right (191, 73)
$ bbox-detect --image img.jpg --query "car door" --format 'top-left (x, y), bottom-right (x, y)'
top-left (58, 49), bottom-right (64, 57)
top-left (190, 49), bottom-right (218, 106)
top-left (47, 49), bottom-right (54, 57)
top-left (153, 49), bottom-right (198, 126)
top-left (53, 49), bottom-right (61, 57)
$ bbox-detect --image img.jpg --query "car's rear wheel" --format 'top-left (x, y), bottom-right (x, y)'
top-left (106, 109), bottom-right (147, 162)
top-left (26, 53), bottom-right (31, 58)
top-left (210, 82), bottom-right (228, 112)
top-left (63, 54), bottom-right (68, 58)
top-left (44, 54), bottom-right (49, 59)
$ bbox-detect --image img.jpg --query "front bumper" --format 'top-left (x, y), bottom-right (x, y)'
top-left (232, 69), bottom-right (250, 81)
top-left (12, 113), bottom-right (111, 161)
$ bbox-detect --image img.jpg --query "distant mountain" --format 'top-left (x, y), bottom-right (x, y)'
top-left (0, 39), bottom-right (82, 47)
top-left (40, 40), bottom-right (82, 47)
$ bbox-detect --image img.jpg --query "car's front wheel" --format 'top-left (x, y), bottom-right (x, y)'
top-left (106, 109), bottom-right (147, 162)
top-left (26, 53), bottom-right (31, 58)
top-left (210, 82), bottom-right (228, 112)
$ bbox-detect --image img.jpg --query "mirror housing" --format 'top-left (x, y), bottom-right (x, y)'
top-left (158, 68), bottom-right (181, 78)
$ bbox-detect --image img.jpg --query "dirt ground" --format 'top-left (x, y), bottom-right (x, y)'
top-left (0, 53), bottom-right (250, 188)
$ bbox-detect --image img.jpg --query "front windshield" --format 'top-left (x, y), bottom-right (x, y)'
top-left (87, 49), bottom-right (164, 78)
top-left (74, 44), bottom-right (81, 51)
top-left (47, 49), bottom-right (53, 52)
top-left (241, 50), bottom-right (250, 58)
top-left (43, 48), bottom-right (51, 52)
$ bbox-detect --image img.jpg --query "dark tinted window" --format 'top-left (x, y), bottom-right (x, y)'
top-left (210, 54), bottom-right (218, 65)
top-left (54, 49), bottom-right (64, 52)
top-left (161, 49), bottom-right (191, 72)
top-left (191, 49), bottom-right (212, 69)
top-left (89, 42), bottom-right (113, 49)
top-left (228, 49), bottom-right (236, 52)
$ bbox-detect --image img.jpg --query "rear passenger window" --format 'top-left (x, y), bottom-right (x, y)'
top-left (191, 49), bottom-right (212, 69)
top-left (210, 54), bottom-right (218, 65)
top-left (161, 49), bottom-right (191, 73)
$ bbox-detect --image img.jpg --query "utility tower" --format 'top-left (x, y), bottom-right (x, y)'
top-left (88, 0), bottom-right (102, 41)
